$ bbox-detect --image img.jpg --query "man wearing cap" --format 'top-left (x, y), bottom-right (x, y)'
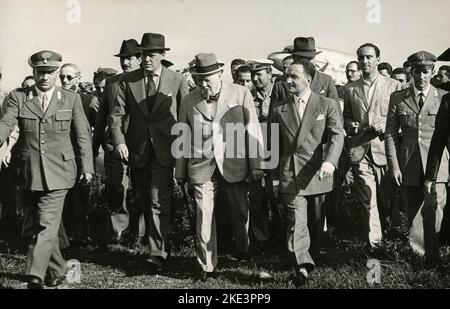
top-left (270, 60), bottom-right (343, 284)
top-left (93, 39), bottom-right (142, 246)
top-left (245, 59), bottom-right (279, 252)
top-left (175, 53), bottom-right (264, 280)
top-left (343, 43), bottom-right (401, 248)
top-left (0, 50), bottom-right (93, 288)
top-left (110, 33), bottom-right (188, 271)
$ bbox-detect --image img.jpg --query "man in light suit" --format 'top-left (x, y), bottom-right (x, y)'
top-left (386, 51), bottom-right (448, 263)
top-left (174, 53), bottom-right (265, 280)
top-left (0, 50), bottom-right (93, 288)
top-left (109, 33), bottom-right (188, 271)
top-left (343, 43), bottom-right (401, 247)
top-left (270, 60), bottom-right (343, 283)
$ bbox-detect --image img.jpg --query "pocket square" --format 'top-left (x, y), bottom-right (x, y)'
top-left (166, 93), bottom-right (172, 97)
top-left (316, 114), bottom-right (325, 121)
top-left (320, 89), bottom-right (326, 94)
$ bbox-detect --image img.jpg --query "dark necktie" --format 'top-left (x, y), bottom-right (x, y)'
top-left (146, 73), bottom-right (156, 97)
top-left (418, 92), bottom-right (424, 110)
top-left (146, 73), bottom-right (157, 112)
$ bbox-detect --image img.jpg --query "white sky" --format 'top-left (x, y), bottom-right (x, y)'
top-left (0, 0), bottom-right (449, 91)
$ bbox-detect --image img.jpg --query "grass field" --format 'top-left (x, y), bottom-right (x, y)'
top-left (1, 179), bottom-right (450, 289)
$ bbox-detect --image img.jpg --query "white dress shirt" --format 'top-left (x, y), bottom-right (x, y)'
top-left (294, 87), bottom-right (312, 121)
top-left (413, 84), bottom-right (430, 105)
top-left (35, 86), bottom-right (56, 112)
top-left (145, 64), bottom-right (163, 90)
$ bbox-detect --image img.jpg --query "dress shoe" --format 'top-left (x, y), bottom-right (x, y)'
top-left (45, 275), bottom-right (66, 287)
top-left (236, 252), bottom-right (253, 263)
top-left (196, 271), bottom-right (214, 282)
top-left (27, 276), bottom-right (44, 289)
top-left (146, 256), bottom-right (164, 273)
top-left (292, 267), bottom-right (309, 287)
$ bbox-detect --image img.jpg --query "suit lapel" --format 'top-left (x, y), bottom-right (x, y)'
top-left (23, 86), bottom-right (44, 118)
top-left (150, 66), bottom-right (172, 118)
top-left (354, 79), bottom-right (369, 110)
top-left (194, 89), bottom-right (213, 121)
top-left (420, 86), bottom-right (440, 116)
top-left (296, 92), bottom-right (320, 149)
top-left (281, 96), bottom-right (301, 138)
top-left (403, 86), bottom-right (420, 115)
top-left (43, 87), bottom-right (64, 119)
top-left (129, 69), bottom-right (149, 117)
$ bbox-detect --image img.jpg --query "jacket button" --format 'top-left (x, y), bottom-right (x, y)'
top-left (41, 141), bottom-right (45, 144)
top-left (42, 120), bottom-right (46, 123)
top-left (41, 131), bottom-right (45, 134)
top-left (41, 150), bottom-right (45, 154)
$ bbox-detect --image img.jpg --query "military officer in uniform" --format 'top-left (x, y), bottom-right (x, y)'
top-left (386, 51), bottom-right (448, 262)
top-left (0, 51), bottom-right (94, 288)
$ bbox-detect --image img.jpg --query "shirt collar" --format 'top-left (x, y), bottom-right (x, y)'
top-left (256, 83), bottom-right (273, 99)
top-left (294, 87), bottom-right (312, 104)
top-left (414, 85), bottom-right (431, 99)
top-left (35, 86), bottom-right (56, 101)
top-left (362, 72), bottom-right (380, 88)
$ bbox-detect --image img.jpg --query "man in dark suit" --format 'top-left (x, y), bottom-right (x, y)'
top-left (109, 33), bottom-right (188, 271)
top-left (269, 37), bottom-right (340, 234)
top-left (270, 37), bottom-right (339, 109)
top-left (270, 60), bottom-right (343, 283)
top-left (0, 50), bottom-right (94, 288)
top-left (93, 39), bottom-right (142, 245)
top-left (174, 53), bottom-right (265, 280)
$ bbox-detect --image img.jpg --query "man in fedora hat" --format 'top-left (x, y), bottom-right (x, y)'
top-left (174, 53), bottom-right (265, 280)
top-left (110, 33), bottom-right (188, 271)
top-left (343, 43), bottom-right (401, 249)
top-left (387, 51), bottom-right (448, 263)
top-left (93, 39), bottom-right (143, 246)
top-left (270, 37), bottom-right (339, 110)
top-left (0, 50), bottom-right (93, 288)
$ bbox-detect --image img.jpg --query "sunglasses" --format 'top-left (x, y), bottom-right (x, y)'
top-left (59, 74), bottom-right (79, 81)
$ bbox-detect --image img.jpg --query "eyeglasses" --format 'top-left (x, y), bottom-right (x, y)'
top-left (59, 74), bottom-right (79, 81)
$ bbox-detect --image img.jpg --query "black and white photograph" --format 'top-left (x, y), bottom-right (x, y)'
top-left (0, 0), bottom-right (450, 294)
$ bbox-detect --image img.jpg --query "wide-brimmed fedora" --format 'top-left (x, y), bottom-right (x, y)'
top-left (190, 53), bottom-right (224, 76)
top-left (138, 33), bottom-right (170, 52)
top-left (114, 39), bottom-right (140, 57)
top-left (292, 37), bottom-right (322, 58)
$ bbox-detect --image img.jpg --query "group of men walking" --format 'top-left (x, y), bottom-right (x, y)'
top-left (0, 32), bottom-right (449, 288)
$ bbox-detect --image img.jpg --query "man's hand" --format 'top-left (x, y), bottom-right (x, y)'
top-left (349, 122), bottom-right (360, 136)
top-left (372, 119), bottom-right (385, 136)
top-left (319, 162), bottom-right (335, 180)
top-left (424, 180), bottom-right (436, 195)
top-left (251, 169), bottom-right (265, 182)
top-left (115, 143), bottom-right (129, 162)
top-left (79, 173), bottom-right (93, 184)
top-left (2, 148), bottom-right (11, 167)
top-left (392, 169), bottom-right (403, 186)
top-left (90, 99), bottom-right (100, 112)
top-left (0, 142), bottom-right (8, 169)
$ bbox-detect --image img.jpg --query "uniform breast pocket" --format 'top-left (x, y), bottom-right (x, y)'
top-left (428, 108), bottom-right (438, 127)
top-left (55, 110), bottom-right (72, 132)
top-left (18, 112), bottom-right (37, 133)
top-left (398, 109), bottom-right (415, 128)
